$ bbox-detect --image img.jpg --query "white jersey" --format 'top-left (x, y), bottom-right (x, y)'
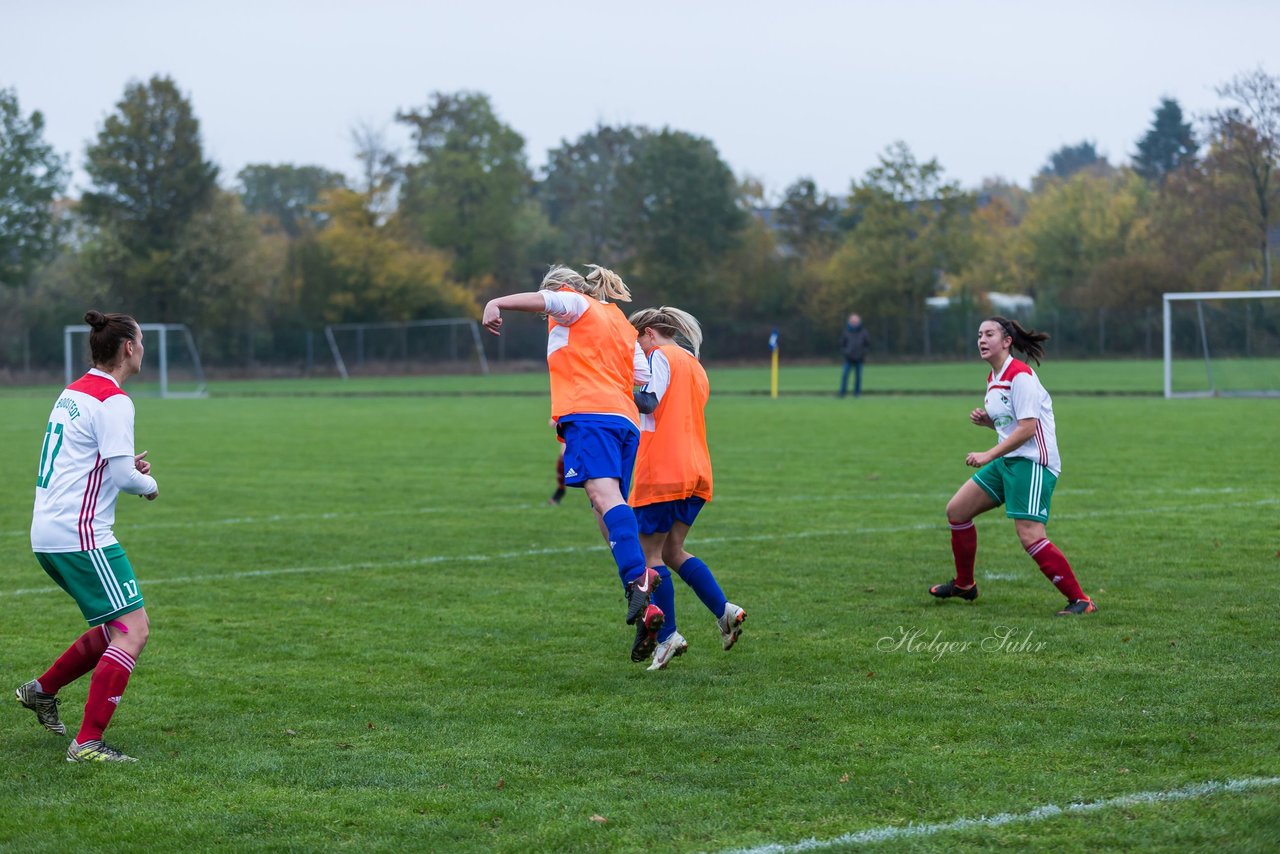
top-left (984, 356), bottom-right (1062, 476)
top-left (31, 370), bottom-right (152, 552)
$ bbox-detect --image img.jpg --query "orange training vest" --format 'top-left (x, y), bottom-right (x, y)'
top-left (546, 298), bottom-right (640, 425)
top-left (630, 344), bottom-right (713, 507)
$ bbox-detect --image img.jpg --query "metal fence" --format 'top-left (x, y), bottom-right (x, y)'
top-left (4, 300), bottom-right (1276, 380)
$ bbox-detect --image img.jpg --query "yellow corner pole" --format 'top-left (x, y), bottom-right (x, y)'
top-left (769, 329), bottom-right (779, 399)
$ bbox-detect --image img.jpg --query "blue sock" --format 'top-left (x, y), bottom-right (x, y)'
top-left (676, 556), bottom-right (727, 618)
top-left (602, 505), bottom-right (646, 586)
top-left (652, 565), bottom-right (675, 642)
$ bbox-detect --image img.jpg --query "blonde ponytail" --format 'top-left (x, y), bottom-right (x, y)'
top-left (629, 306), bottom-right (704, 357)
top-left (583, 264), bottom-right (632, 303)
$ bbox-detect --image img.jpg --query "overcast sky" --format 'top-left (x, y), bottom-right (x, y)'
top-left (3, 0), bottom-right (1276, 199)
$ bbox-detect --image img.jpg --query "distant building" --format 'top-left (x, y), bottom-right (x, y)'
top-left (927, 292), bottom-right (1035, 316)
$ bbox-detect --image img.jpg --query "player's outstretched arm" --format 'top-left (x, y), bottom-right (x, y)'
top-left (483, 293), bottom-right (549, 335)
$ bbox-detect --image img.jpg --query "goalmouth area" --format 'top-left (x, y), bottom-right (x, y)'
top-left (1162, 290), bottom-right (1280, 398)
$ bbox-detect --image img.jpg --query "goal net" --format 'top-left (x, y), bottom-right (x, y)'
top-left (324, 318), bottom-right (490, 379)
top-left (64, 323), bottom-right (207, 398)
top-left (1162, 291), bottom-right (1280, 398)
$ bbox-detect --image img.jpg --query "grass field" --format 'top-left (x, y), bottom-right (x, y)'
top-left (1, 363), bottom-right (1277, 852)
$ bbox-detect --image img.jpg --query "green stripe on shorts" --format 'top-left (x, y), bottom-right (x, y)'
top-left (970, 457), bottom-right (1058, 523)
top-left (34, 543), bottom-right (144, 626)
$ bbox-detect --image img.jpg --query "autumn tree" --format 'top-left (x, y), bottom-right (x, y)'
top-left (1147, 147), bottom-right (1259, 292)
top-left (816, 142), bottom-right (973, 353)
top-left (1208, 67), bottom-right (1280, 288)
top-left (1022, 170), bottom-right (1152, 295)
top-left (299, 187), bottom-right (474, 325)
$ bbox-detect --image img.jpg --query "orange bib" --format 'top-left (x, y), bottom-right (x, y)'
top-left (547, 299), bottom-right (640, 425)
top-left (630, 344), bottom-right (713, 506)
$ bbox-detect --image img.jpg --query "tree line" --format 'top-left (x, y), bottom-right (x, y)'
top-left (1, 68), bottom-right (1277, 371)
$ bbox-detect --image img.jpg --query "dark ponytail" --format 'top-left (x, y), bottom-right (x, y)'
top-left (988, 315), bottom-right (1049, 365)
top-left (84, 310), bottom-right (138, 367)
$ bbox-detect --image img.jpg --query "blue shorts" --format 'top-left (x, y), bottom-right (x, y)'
top-left (558, 416), bottom-right (640, 499)
top-left (634, 497), bottom-right (707, 535)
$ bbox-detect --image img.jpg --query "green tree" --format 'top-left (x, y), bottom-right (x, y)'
top-left (1208, 67), bottom-right (1280, 289)
top-left (81, 76), bottom-right (219, 318)
top-left (714, 211), bottom-right (803, 356)
top-left (1133, 97), bottom-right (1198, 183)
top-left (539, 124), bottom-right (642, 263)
top-left (0, 87), bottom-right (68, 287)
top-left (238, 163), bottom-right (347, 237)
top-left (83, 76), bottom-right (218, 254)
top-left (775, 178), bottom-right (839, 254)
top-left (396, 92), bottom-right (532, 286)
top-left (614, 128), bottom-right (747, 313)
top-left (170, 190), bottom-right (274, 362)
top-left (1038, 141), bottom-right (1110, 182)
top-left (815, 142), bottom-right (973, 352)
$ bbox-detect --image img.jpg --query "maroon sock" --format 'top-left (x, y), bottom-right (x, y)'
top-left (76, 645), bottom-right (135, 743)
top-left (949, 519), bottom-right (977, 587)
top-left (1026, 538), bottom-right (1086, 601)
top-left (38, 625), bottom-right (110, 694)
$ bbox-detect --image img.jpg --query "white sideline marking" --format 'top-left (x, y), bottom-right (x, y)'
top-left (717, 776), bottom-right (1280, 854)
top-left (1, 498), bottom-right (1276, 598)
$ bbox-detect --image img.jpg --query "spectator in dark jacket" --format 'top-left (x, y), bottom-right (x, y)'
top-left (839, 313), bottom-right (869, 398)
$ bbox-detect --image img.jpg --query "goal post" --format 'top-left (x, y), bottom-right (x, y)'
top-left (324, 318), bottom-right (490, 379)
top-left (64, 323), bottom-right (207, 398)
top-left (1162, 290), bottom-right (1280, 398)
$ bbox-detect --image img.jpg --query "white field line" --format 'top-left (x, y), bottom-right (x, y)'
top-left (0, 524), bottom-right (927, 598)
top-left (0, 486), bottom-right (1267, 540)
top-left (0, 505), bottom-right (462, 539)
top-left (1, 498), bottom-right (1275, 599)
top-left (717, 776), bottom-right (1280, 854)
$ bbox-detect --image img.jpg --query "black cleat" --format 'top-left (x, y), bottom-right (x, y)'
top-left (929, 580), bottom-right (979, 601)
top-left (624, 568), bottom-right (661, 625)
top-left (630, 604), bottom-right (665, 662)
top-left (15, 681), bottom-right (65, 735)
top-left (1056, 597), bottom-right (1098, 616)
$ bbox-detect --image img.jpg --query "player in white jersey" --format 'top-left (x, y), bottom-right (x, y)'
top-left (16, 310), bottom-right (160, 763)
top-left (928, 316), bottom-right (1097, 616)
